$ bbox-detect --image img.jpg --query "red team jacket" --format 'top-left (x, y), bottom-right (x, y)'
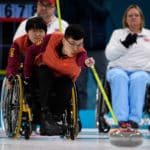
top-left (6, 32), bottom-right (88, 82)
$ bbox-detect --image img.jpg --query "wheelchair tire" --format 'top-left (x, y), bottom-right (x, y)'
top-left (1, 75), bottom-right (23, 138)
top-left (96, 87), bottom-right (110, 133)
top-left (0, 77), bottom-right (8, 131)
top-left (67, 85), bottom-right (79, 140)
top-left (24, 122), bottom-right (32, 140)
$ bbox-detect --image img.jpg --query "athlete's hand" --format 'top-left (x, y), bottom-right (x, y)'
top-left (85, 57), bottom-right (95, 67)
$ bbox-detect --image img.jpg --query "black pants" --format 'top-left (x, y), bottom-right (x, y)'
top-left (33, 66), bottom-right (73, 114)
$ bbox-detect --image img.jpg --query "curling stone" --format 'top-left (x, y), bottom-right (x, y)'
top-left (109, 128), bottom-right (143, 147)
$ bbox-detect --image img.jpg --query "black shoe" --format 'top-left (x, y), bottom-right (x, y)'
top-left (40, 109), bottom-right (64, 136)
top-left (40, 121), bottom-right (63, 136)
top-left (128, 120), bottom-right (139, 129)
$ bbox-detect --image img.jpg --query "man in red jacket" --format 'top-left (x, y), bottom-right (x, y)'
top-left (23, 23), bottom-right (95, 135)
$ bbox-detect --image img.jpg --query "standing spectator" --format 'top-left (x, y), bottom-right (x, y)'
top-left (13, 0), bottom-right (68, 40)
top-left (105, 5), bottom-right (150, 129)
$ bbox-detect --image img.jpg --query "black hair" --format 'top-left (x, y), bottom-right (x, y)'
top-left (64, 24), bottom-right (84, 40)
top-left (25, 17), bottom-right (47, 33)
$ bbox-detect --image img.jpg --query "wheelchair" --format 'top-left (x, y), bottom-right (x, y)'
top-left (95, 77), bottom-right (111, 133)
top-left (0, 75), bottom-right (32, 139)
top-left (96, 77), bottom-right (150, 133)
top-left (0, 74), bottom-right (80, 140)
top-left (62, 83), bottom-right (81, 140)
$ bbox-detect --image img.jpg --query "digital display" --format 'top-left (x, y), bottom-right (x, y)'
top-left (0, 3), bottom-right (36, 18)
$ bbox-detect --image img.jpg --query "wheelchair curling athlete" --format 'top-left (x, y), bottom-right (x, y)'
top-left (6, 17), bottom-right (47, 87)
top-left (23, 23), bottom-right (95, 135)
top-left (105, 5), bottom-right (150, 129)
top-left (5, 17), bottom-right (48, 134)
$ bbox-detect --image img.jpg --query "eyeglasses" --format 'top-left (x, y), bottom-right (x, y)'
top-left (38, 1), bottom-right (54, 8)
top-left (65, 39), bottom-right (83, 49)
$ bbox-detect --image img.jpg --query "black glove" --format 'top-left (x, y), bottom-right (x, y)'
top-left (121, 33), bottom-right (137, 48)
top-left (130, 33), bottom-right (138, 44)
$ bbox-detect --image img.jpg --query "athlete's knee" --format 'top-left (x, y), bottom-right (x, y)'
top-left (130, 71), bottom-right (150, 83)
top-left (107, 67), bottom-right (128, 82)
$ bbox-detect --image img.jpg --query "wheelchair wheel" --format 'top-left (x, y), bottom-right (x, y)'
top-left (20, 121), bottom-right (32, 140)
top-left (66, 85), bottom-right (79, 140)
top-left (0, 77), bottom-right (8, 131)
top-left (20, 109), bottom-right (32, 140)
top-left (1, 75), bottom-right (23, 138)
top-left (24, 123), bottom-right (32, 139)
top-left (95, 80), bottom-right (111, 133)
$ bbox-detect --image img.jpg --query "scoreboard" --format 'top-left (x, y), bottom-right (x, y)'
top-left (0, 3), bottom-right (36, 18)
top-left (0, 2), bottom-right (36, 22)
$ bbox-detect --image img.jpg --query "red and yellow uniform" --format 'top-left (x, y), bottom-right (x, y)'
top-left (43, 32), bottom-right (88, 82)
top-left (6, 32), bottom-right (88, 83)
top-left (24, 32), bottom-right (88, 82)
top-left (6, 34), bottom-right (49, 78)
top-left (6, 35), bottom-right (29, 78)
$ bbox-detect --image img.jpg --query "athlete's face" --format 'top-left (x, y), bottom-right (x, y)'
top-left (62, 37), bottom-right (84, 57)
top-left (28, 29), bottom-right (46, 44)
